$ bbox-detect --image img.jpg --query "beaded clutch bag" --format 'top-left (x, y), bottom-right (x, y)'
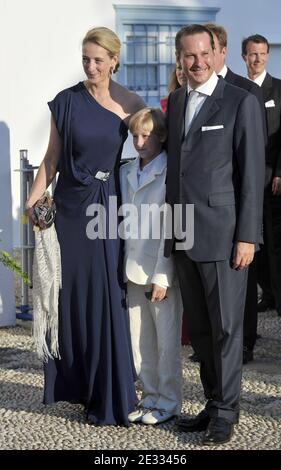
top-left (33, 191), bottom-right (56, 231)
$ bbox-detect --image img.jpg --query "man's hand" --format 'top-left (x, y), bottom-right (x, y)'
top-left (272, 176), bottom-right (281, 196)
top-left (151, 284), bottom-right (167, 302)
top-left (232, 241), bottom-right (255, 270)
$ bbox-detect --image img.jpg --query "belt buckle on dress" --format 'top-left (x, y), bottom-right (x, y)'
top-left (94, 170), bottom-right (111, 182)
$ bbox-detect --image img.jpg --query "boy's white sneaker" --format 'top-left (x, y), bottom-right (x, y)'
top-left (128, 406), bottom-right (151, 423)
top-left (141, 408), bottom-right (174, 425)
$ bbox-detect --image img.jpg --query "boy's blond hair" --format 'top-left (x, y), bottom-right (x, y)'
top-left (129, 108), bottom-right (167, 143)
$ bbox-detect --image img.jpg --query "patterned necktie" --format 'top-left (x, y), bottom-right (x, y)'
top-left (185, 90), bottom-right (199, 135)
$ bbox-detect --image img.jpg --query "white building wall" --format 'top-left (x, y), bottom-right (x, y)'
top-left (0, 123), bottom-right (15, 326)
top-left (0, 0), bottom-right (281, 251)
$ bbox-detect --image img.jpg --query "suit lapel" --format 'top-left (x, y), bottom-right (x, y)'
top-left (166, 88), bottom-right (186, 204)
top-left (137, 171), bottom-right (158, 191)
top-left (225, 68), bottom-right (235, 84)
top-left (126, 158), bottom-right (139, 193)
top-left (187, 96), bottom-right (220, 136)
top-left (262, 73), bottom-right (273, 101)
top-left (183, 77), bottom-right (225, 142)
top-left (136, 153), bottom-right (167, 191)
top-left (126, 154), bottom-right (167, 193)
top-left (170, 86), bottom-right (187, 145)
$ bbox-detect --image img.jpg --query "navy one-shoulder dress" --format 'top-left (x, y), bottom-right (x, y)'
top-left (43, 82), bottom-right (136, 425)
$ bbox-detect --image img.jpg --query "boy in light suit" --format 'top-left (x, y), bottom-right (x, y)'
top-left (120, 108), bottom-right (183, 425)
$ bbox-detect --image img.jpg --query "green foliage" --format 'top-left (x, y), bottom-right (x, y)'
top-left (0, 240), bottom-right (30, 284)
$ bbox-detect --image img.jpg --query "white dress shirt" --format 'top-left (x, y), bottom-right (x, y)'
top-left (185, 71), bottom-right (219, 134)
top-left (137, 151), bottom-right (166, 188)
top-left (248, 69), bottom-right (267, 87)
top-left (217, 64), bottom-right (228, 78)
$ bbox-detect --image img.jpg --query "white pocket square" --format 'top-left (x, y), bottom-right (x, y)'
top-left (265, 99), bottom-right (275, 108)
top-left (201, 125), bottom-right (224, 131)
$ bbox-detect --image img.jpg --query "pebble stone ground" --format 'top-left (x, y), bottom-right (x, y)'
top-left (0, 311), bottom-right (280, 451)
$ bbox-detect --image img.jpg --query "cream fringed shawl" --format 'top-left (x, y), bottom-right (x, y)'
top-left (32, 224), bottom-right (62, 361)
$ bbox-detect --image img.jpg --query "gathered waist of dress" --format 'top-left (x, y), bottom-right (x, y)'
top-left (56, 166), bottom-right (116, 187)
top-left (73, 165), bottom-right (114, 186)
top-left (53, 171), bottom-right (120, 217)
top-left (94, 170), bottom-right (111, 181)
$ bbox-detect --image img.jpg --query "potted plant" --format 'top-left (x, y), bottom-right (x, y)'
top-left (0, 236), bottom-right (29, 284)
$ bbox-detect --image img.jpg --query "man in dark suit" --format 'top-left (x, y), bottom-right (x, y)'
top-left (165, 24), bottom-right (265, 445)
top-left (205, 24), bottom-right (267, 365)
top-left (242, 34), bottom-right (281, 319)
top-left (205, 24), bottom-right (266, 134)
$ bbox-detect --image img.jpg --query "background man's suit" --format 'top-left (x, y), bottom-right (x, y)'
top-left (258, 73), bottom-right (281, 315)
top-left (224, 68), bottom-right (267, 355)
top-left (225, 68), bottom-right (267, 138)
top-left (165, 77), bottom-right (265, 422)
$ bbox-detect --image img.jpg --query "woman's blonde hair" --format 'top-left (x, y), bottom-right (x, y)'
top-left (82, 27), bottom-right (121, 73)
top-left (129, 108), bottom-right (167, 143)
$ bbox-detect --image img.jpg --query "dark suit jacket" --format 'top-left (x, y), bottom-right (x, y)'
top-left (225, 68), bottom-right (267, 142)
top-left (261, 73), bottom-right (281, 177)
top-left (165, 77), bottom-right (265, 262)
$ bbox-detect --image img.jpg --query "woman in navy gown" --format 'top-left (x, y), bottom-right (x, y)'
top-left (25, 27), bottom-right (144, 425)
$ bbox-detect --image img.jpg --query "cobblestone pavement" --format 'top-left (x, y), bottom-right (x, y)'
top-left (0, 311), bottom-right (280, 451)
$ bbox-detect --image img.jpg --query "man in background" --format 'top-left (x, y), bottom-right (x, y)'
top-left (242, 34), bottom-right (281, 321)
top-left (205, 24), bottom-right (266, 365)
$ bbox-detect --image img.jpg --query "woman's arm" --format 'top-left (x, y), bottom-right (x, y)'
top-left (25, 116), bottom-right (61, 211)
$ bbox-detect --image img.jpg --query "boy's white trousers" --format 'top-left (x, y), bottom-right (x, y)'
top-left (127, 281), bottom-right (183, 415)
